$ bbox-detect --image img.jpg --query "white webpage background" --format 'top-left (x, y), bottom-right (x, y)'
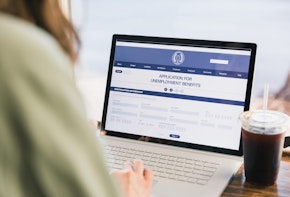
top-left (106, 68), bottom-right (246, 150)
top-left (111, 68), bottom-right (247, 102)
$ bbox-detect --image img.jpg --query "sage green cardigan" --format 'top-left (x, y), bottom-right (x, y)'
top-left (0, 13), bottom-right (120, 197)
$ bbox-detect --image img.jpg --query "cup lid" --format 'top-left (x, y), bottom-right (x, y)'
top-left (239, 110), bottom-right (290, 134)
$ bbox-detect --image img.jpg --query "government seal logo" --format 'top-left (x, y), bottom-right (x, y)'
top-left (172, 51), bottom-right (185, 65)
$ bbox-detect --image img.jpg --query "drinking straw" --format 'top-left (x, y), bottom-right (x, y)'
top-left (263, 83), bottom-right (269, 111)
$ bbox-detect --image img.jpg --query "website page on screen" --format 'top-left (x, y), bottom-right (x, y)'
top-left (105, 41), bottom-right (251, 150)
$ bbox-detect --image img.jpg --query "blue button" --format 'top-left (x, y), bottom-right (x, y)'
top-left (115, 70), bottom-right (123, 73)
top-left (169, 134), bottom-right (180, 138)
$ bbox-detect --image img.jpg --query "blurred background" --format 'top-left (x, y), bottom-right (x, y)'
top-left (71, 0), bottom-right (290, 121)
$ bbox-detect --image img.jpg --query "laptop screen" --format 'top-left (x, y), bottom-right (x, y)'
top-left (102, 35), bottom-right (256, 156)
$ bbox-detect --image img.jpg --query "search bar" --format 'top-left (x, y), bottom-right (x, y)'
top-left (210, 59), bottom-right (229, 65)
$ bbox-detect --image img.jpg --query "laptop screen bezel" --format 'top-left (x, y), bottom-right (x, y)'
top-left (101, 34), bottom-right (256, 156)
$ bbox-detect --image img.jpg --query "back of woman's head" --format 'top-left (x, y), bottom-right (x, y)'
top-left (0, 0), bottom-right (80, 63)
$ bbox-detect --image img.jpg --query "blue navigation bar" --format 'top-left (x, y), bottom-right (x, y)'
top-left (114, 61), bottom-right (248, 79)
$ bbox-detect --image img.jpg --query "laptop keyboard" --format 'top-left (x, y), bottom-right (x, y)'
top-left (104, 145), bottom-right (220, 186)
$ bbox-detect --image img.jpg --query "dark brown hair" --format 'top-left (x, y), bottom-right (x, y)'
top-left (0, 0), bottom-right (80, 63)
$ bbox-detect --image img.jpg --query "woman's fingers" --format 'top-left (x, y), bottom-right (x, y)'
top-left (143, 168), bottom-right (153, 181)
top-left (114, 159), bottom-right (152, 181)
top-left (132, 159), bottom-right (144, 175)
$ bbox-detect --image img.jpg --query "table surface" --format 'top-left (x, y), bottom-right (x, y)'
top-left (221, 151), bottom-right (290, 197)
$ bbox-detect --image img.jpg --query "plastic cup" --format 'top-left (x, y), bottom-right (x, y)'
top-left (239, 110), bottom-right (289, 186)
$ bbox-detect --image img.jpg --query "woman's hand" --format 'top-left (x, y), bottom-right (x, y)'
top-left (111, 159), bottom-right (153, 197)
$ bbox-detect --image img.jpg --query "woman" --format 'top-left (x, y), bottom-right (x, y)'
top-left (0, 0), bottom-right (153, 197)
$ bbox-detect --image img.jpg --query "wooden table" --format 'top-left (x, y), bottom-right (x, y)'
top-left (221, 151), bottom-right (290, 197)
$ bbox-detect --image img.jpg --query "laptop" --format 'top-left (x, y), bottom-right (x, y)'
top-left (100, 34), bottom-right (256, 197)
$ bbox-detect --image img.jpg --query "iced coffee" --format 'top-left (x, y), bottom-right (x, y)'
top-left (239, 110), bottom-right (289, 186)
